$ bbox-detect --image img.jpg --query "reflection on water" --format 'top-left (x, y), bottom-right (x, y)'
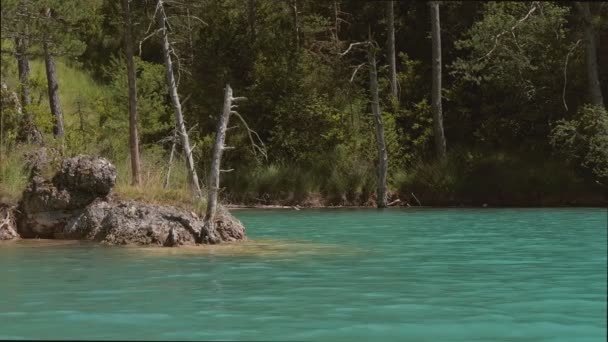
top-left (0, 208), bottom-right (606, 341)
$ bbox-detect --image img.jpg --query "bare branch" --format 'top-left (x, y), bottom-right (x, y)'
top-left (476, 2), bottom-right (539, 62)
top-left (230, 111), bottom-right (267, 160)
top-left (339, 41), bottom-right (368, 57)
top-left (562, 39), bottom-right (583, 111)
top-left (139, 28), bottom-right (162, 56)
top-left (220, 169), bottom-right (234, 173)
top-left (350, 62), bottom-right (366, 82)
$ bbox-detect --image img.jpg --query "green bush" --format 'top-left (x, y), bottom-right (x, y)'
top-left (550, 104), bottom-right (608, 183)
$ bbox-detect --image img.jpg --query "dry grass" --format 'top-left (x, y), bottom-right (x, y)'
top-left (112, 152), bottom-right (207, 215)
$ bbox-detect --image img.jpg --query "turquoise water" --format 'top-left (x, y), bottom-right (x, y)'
top-left (0, 208), bottom-right (606, 341)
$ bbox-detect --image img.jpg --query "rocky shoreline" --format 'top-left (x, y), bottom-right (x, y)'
top-left (0, 154), bottom-right (246, 246)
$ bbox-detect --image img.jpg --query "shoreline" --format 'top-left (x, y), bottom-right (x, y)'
top-left (225, 204), bottom-right (608, 210)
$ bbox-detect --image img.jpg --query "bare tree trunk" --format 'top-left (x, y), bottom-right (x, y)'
top-left (43, 38), bottom-right (64, 138)
top-left (292, 0), bottom-right (300, 50)
top-left (576, 2), bottom-right (604, 107)
top-left (430, 1), bottom-right (446, 162)
top-left (15, 35), bottom-right (41, 145)
top-left (248, 0), bottom-right (257, 40)
top-left (15, 37), bottom-right (30, 109)
top-left (164, 131), bottom-right (177, 189)
top-left (387, 1), bottom-right (398, 102)
top-left (157, 0), bottom-right (203, 199)
top-left (368, 39), bottom-right (388, 209)
top-left (121, 0), bottom-right (141, 186)
top-left (201, 85), bottom-right (234, 244)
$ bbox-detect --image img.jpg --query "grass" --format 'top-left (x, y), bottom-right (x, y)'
top-left (0, 146), bottom-right (29, 205)
top-left (112, 149), bottom-right (208, 215)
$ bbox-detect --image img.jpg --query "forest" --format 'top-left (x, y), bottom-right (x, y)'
top-left (1, 0), bottom-right (607, 209)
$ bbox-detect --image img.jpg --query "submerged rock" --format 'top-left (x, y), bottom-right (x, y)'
top-left (15, 153), bottom-right (246, 246)
top-left (0, 204), bottom-right (19, 240)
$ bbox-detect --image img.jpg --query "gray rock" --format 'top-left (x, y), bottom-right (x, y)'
top-left (0, 204), bottom-right (19, 240)
top-left (16, 153), bottom-right (246, 246)
top-left (58, 200), bottom-right (245, 246)
top-left (52, 155), bottom-right (116, 195)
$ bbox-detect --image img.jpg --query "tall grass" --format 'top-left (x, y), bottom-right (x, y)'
top-left (0, 145), bottom-right (29, 204)
top-left (112, 147), bottom-right (207, 214)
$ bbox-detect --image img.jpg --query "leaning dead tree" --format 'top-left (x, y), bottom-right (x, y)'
top-left (156, 0), bottom-right (203, 198)
top-left (430, 1), bottom-right (446, 163)
top-left (340, 32), bottom-right (389, 208)
top-left (201, 84), bottom-right (266, 244)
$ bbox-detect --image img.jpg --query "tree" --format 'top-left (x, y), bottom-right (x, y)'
top-left (157, 0), bottom-right (203, 199)
top-left (387, 0), bottom-right (398, 102)
top-left (41, 7), bottom-right (64, 138)
top-left (340, 31), bottom-right (389, 208)
top-left (575, 2), bottom-right (604, 107)
top-left (368, 38), bottom-right (389, 208)
top-left (121, 0), bottom-right (141, 185)
top-left (0, 0), bottom-right (42, 144)
top-left (430, 1), bottom-right (446, 162)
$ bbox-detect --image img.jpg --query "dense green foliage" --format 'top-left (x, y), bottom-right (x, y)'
top-left (1, 0), bottom-right (607, 206)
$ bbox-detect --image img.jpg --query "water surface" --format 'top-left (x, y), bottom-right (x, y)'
top-left (1, 208), bottom-right (606, 341)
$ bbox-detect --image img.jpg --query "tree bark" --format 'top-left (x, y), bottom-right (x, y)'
top-left (157, 0), bottom-right (203, 199)
top-left (248, 0), bottom-right (257, 40)
top-left (201, 85), bottom-right (233, 244)
top-left (15, 37), bottom-right (30, 109)
top-left (387, 1), bottom-right (398, 102)
top-left (368, 40), bottom-right (388, 209)
top-left (430, 1), bottom-right (446, 162)
top-left (43, 37), bottom-right (64, 138)
top-left (576, 2), bottom-right (604, 107)
top-left (164, 130), bottom-right (177, 189)
top-left (292, 0), bottom-right (300, 50)
top-left (121, 0), bottom-right (141, 186)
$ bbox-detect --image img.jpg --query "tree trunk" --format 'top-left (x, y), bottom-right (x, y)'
top-left (121, 0), bottom-right (141, 186)
top-left (157, 0), bottom-right (203, 199)
top-left (201, 85), bottom-right (233, 244)
top-left (368, 41), bottom-right (388, 209)
top-left (15, 37), bottom-right (30, 109)
top-left (292, 0), bottom-right (300, 50)
top-left (430, 1), bottom-right (446, 162)
top-left (164, 130), bottom-right (177, 189)
top-left (43, 38), bottom-right (64, 138)
top-left (387, 1), bottom-right (398, 102)
top-left (14, 34), bottom-right (42, 145)
top-left (248, 0), bottom-right (257, 40)
top-left (576, 2), bottom-right (604, 107)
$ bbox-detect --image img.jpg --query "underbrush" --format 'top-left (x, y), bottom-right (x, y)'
top-left (392, 149), bottom-right (606, 206)
top-left (0, 145), bottom-right (29, 204)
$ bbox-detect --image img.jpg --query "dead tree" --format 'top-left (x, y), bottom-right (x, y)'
top-left (201, 84), bottom-right (265, 244)
top-left (121, 0), bottom-right (142, 185)
top-left (575, 2), bottom-right (604, 107)
top-left (42, 8), bottom-right (65, 138)
top-left (340, 33), bottom-right (389, 208)
top-left (157, 0), bottom-right (203, 199)
top-left (387, 1), bottom-right (398, 102)
top-left (430, 1), bottom-right (446, 162)
top-left (291, 0), bottom-right (301, 50)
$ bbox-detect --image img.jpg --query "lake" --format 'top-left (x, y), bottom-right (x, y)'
top-left (0, 208), bottom-right (606, 341)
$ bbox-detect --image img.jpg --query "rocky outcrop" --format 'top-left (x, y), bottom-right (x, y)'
top-left (55, 199), bottom-right (245, 246)
top-left (14, 154), bottom-right (246, 246)
top-left (17, 155), bottom-right (117, 238)
top-left (0, 204), bottom-right (19, 240)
